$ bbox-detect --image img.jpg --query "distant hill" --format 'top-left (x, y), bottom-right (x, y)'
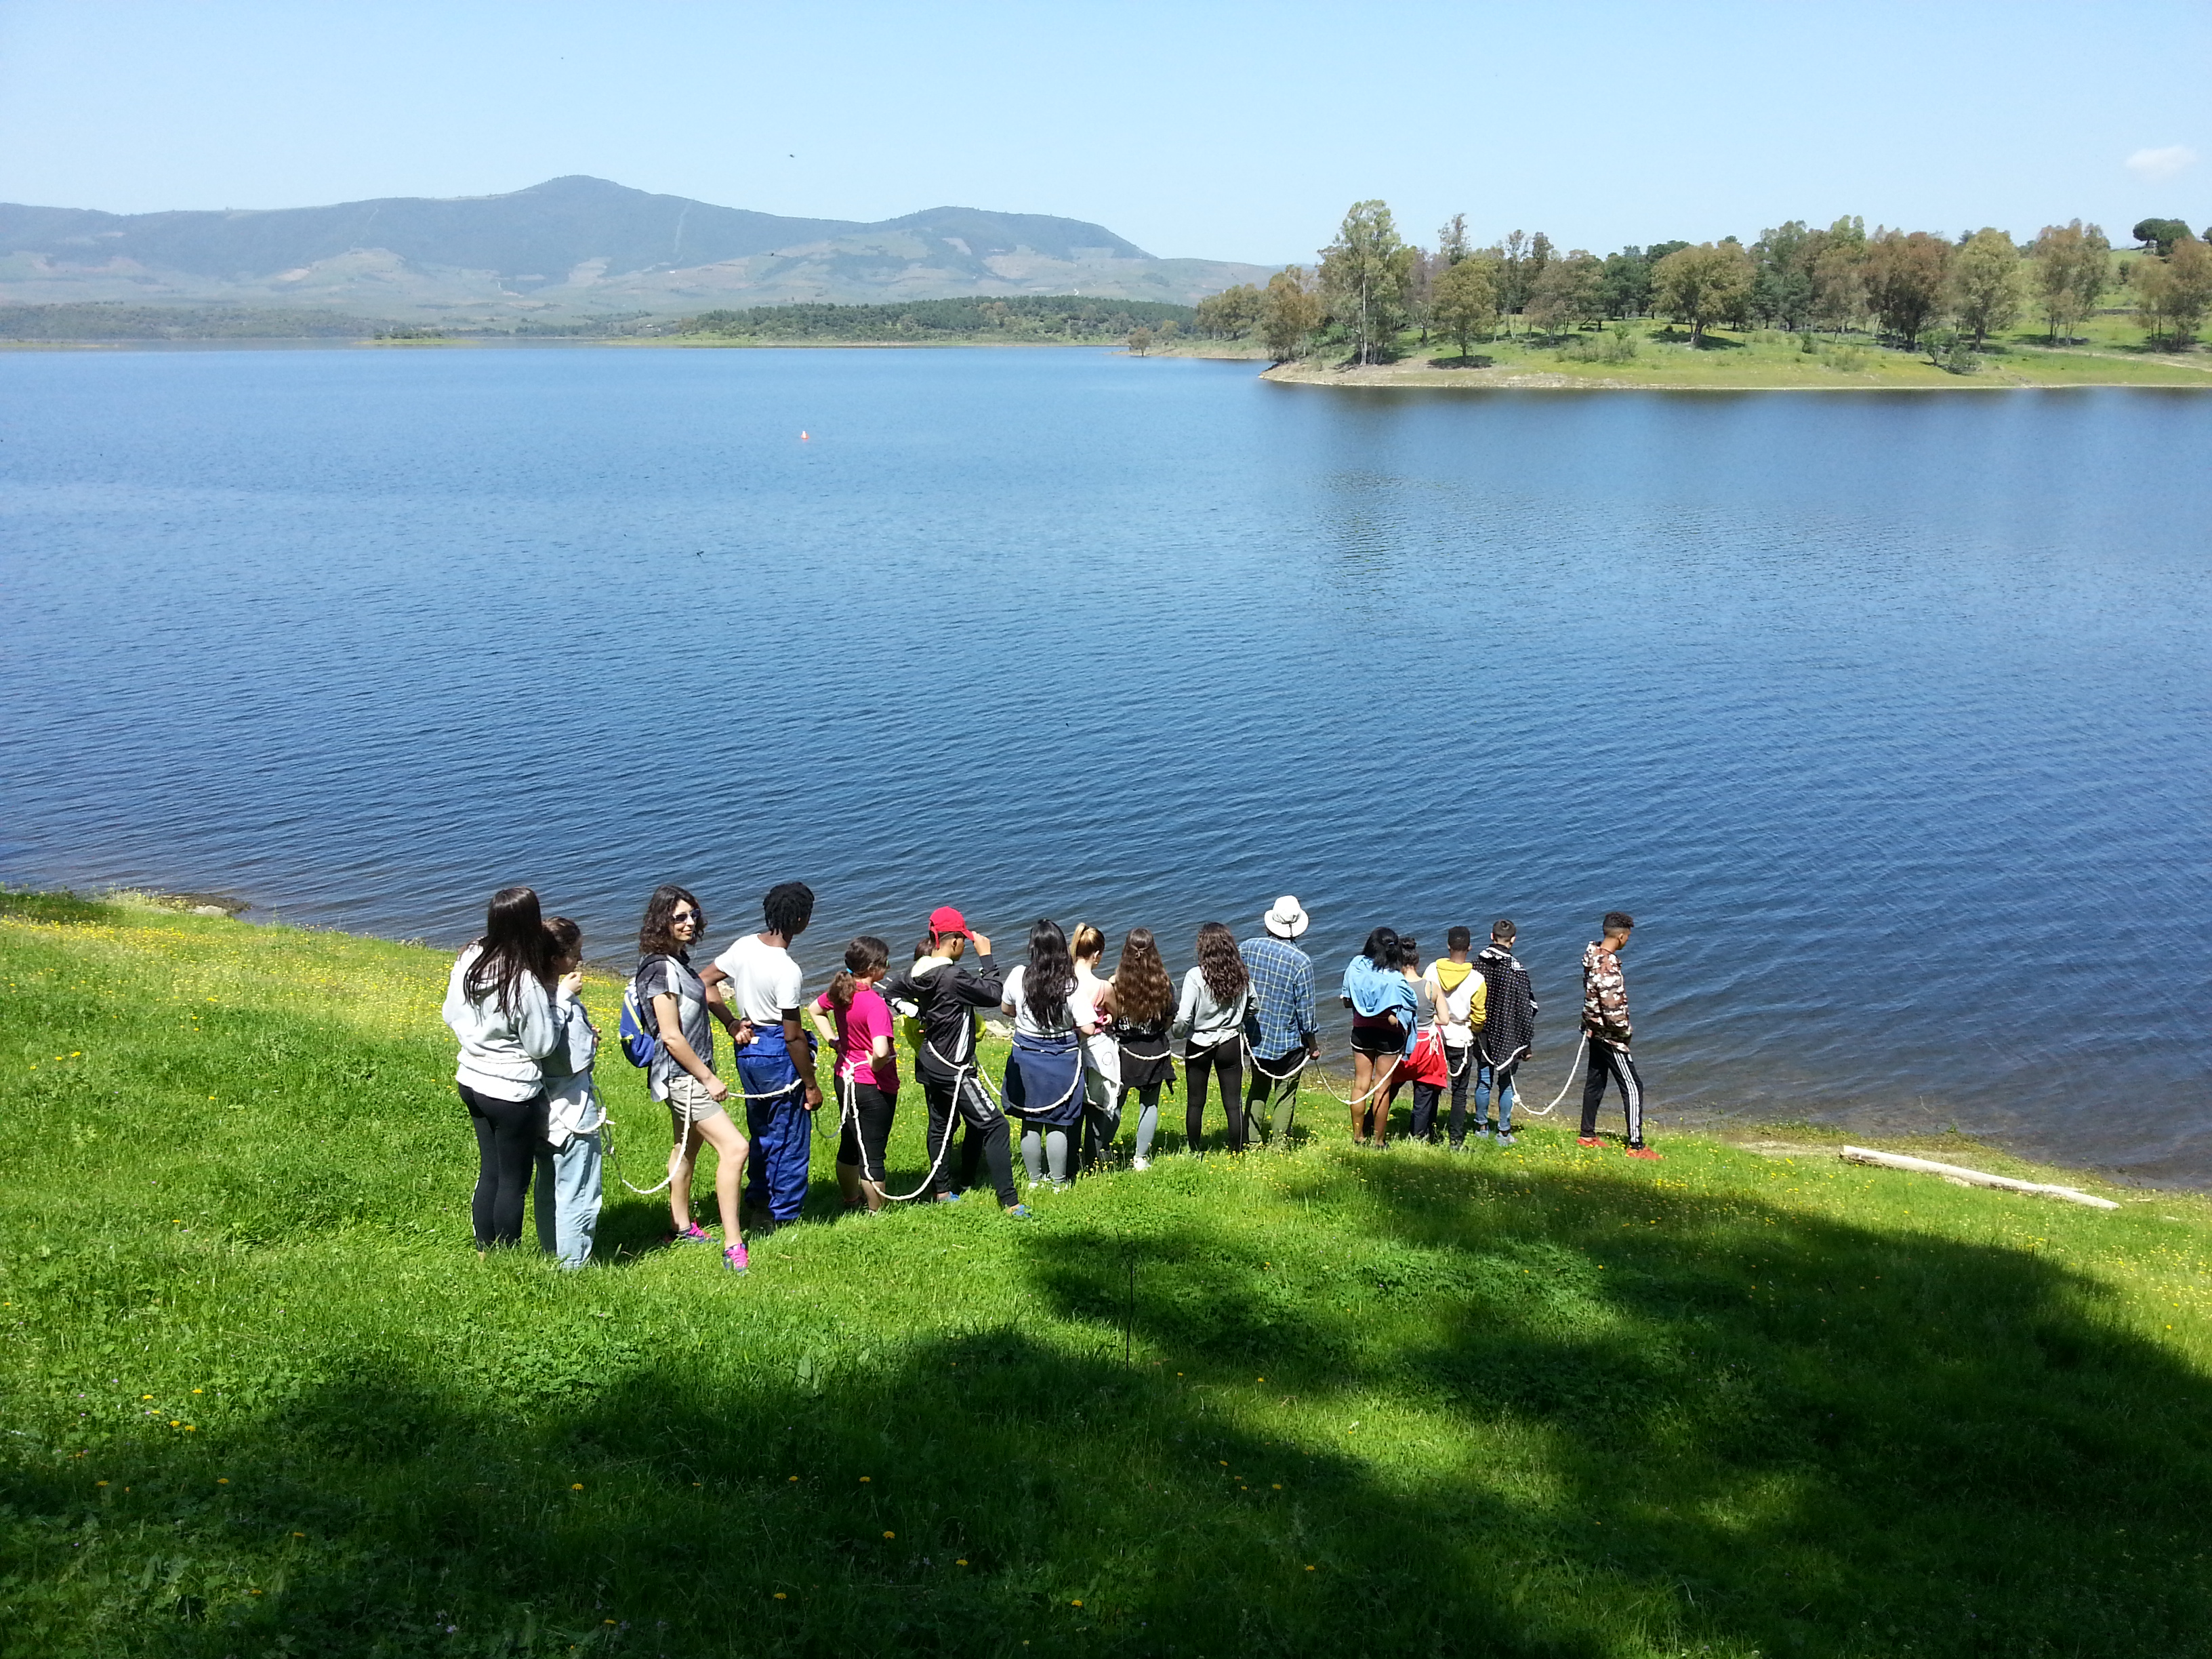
top-left (0, 176), bottom-right (1265, 319)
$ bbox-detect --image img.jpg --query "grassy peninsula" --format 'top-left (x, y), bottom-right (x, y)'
top-left (5, 890), bottom-right (2212, 1657)
top-left (1252, 312), bottom-right (2212, 391)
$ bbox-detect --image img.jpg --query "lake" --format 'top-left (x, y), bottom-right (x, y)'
top-left (3, 345), bottom-right (2207, 1181)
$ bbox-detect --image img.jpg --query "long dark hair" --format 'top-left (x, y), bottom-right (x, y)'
top-left (1023, 918), bottom-right (1076, 1029)
top-left (464, 886), bottom-right (553, 1018)
top-left (1195, 921), bottom-right (1248, 1002)
top-left (1361, 926), bottom-right (1403, 971)
top-left (638, 884), bottom-right (703, 960)
top-left (827, 935), bottom-right (890, 1012)
top-left (1112, 927), bottom-right (1172, 1026)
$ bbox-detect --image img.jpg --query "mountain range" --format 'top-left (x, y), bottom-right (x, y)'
top-left (0, 176), bottom-right (1266, 319)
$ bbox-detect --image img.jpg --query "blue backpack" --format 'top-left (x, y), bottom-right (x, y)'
top-left (619, 972), bottom-right (660, 1070)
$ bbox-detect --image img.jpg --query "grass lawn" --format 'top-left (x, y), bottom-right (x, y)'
top-left (5, 891), bottom-right (2211, 1657)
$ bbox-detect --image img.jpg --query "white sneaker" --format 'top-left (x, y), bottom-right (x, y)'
top-left (1131, 1157), bottom-right (1151, 1172)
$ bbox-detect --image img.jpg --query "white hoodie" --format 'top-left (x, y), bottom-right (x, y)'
top-left (442, 945), bottom-right (562, 1101)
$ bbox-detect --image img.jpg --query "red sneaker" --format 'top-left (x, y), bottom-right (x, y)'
top-left (1624, 1145), bottom-right (1661, 1161)
top-left (1576, 1136), bottom-right (1603, 1149)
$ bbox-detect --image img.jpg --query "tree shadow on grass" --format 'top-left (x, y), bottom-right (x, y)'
top-left (8, 1155), bottom-right (2212, 1657)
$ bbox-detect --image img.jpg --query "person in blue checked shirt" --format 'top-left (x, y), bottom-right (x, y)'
top-left (1239, 895), bottom-right (1322, 1147)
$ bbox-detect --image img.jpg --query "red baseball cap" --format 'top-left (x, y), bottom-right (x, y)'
top-left (927, 905), bottom-right (971, 940)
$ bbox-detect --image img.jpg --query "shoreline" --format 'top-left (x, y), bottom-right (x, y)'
top-left (7, 332), bottom-right (2207, 390)
top-left (1261, 351), bottom-right (2212, 392)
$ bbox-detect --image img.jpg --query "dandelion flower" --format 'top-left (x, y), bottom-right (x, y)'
top-left (1071, 1599), bottom-right (1082, 1607)
top-left (883, 1530), bottom-right (895, 1539)
top-left (957, 1558), bottom-right (968, 1565)
top-left (859, 1475), bottom-right (870, 1482)
top-left (571, 1483), bottom-right (583, 1490)
top-left (774, 1592), bottom-right (787, 1599)
top-left (217, 1478), bottom-right (228, 1484)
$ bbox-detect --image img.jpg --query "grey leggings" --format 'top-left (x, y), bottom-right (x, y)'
top-left (1124, 1082), bottom-right (1165, 1160)
top-left (1021, 1126), bottom-right (1073, 1183)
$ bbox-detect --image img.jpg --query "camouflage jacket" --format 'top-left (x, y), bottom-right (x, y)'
top-left (1581, 942), bottom-right (1631, 1045)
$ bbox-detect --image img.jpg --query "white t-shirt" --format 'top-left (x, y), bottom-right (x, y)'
top-left (715, 933), bottom-right (805, 1027)
top-left (1002, 964), bottom-right (1078, 1038)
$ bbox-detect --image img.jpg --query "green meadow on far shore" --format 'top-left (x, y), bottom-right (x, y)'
top-left (1233, 308), bottom-right (2212, 390)
top-left (4, 890), bottom-right (2211, 1657)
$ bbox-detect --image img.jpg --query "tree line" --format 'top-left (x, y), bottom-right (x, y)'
top-left (686, 295), bottom-right (1195, 343)
top-left (1192, 207), bottom-right (2212, 364)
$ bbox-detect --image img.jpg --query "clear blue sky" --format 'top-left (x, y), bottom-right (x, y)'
top-left (1, 0), bottom-right (2205, 264)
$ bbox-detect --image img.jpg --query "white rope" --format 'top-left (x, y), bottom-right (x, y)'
top-left (1520, 1030), bottom-right (1589, 1118)
top-left (603, 1115), bottom-right (676, 1196)
top-left (872, 1033), bottom-right (994, 1204)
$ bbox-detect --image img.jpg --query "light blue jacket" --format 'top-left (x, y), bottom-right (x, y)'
top-left (1341, 955), bottom-right (1418, 1055)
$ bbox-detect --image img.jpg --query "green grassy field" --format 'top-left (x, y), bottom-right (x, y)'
top-left (5, 891), bottom-right (2212, 1657)
top-left (1257, 314), bottom-right (2212, 390)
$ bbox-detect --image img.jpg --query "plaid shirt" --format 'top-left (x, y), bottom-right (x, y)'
top-left (1240, 936), bottom-right (1317, 1057)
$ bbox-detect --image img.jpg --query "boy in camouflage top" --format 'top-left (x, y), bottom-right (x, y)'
top-left (1578, 912), bottom-right (1657, 1159)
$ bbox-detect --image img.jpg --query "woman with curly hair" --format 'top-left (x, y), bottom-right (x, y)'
top-left (633, 883), bottom-right (750, 1271)
top-left (1105, 926), bottom-right (1176, 1170)
top-left (1172, 921), bottom-right (1252, 1153)
top-left (1001, 918), bottom-right (1094, 1189)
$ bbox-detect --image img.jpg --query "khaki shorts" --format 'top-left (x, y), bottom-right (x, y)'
top-left (664, 1071), bottom-right (729, 1135)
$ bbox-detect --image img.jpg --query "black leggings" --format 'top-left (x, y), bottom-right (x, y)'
top-left (836, 1082), bottom-right (896, 1183)
top-left (1185, 1041), bottom-right (1246, 1151)
top-left (461, 1084), bottom-right (548, 1248)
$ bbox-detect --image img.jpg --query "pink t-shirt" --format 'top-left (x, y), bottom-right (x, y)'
top-left (815, 985), bottom-right (899, 1093)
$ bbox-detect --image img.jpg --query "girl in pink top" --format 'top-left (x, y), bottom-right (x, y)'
top-left (811, 935), bottom-right (900, 1213)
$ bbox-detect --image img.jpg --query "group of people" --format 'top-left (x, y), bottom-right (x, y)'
top-left (440, 881), bottom-right (1654, 1273)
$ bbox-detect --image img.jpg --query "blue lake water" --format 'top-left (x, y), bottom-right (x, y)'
top-left (2, 346), bottom-right (2208, 1181)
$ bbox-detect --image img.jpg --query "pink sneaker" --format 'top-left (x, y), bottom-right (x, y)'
top-left (723, 1240), bottom-right (749, 1273)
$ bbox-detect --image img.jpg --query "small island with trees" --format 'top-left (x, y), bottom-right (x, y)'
top-left (1174, 205), bottom-right (2212, 390)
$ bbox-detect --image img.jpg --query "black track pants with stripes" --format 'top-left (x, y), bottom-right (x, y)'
top-left (1578, 1038), bottom-right (1645, 1146)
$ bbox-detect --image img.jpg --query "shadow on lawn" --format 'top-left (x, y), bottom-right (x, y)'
top-left (10, 1157), bottom-right (2212, 1658)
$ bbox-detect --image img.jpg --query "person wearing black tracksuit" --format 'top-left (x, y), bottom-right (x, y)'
top-left (878, 907), bottom-right (1027, 1213)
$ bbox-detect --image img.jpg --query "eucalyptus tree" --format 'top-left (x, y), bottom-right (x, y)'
top-left (1437, 213), bottom-right (1471, 266)
top-left (1259, 265), bottom-right (1324, 362)
top-left (2135, 237), bottom-right (2212, 347)
top-left (1949, 228), bottom-right (2026, 349)
top-left (1431, 254), bottom-right (1499, 359)
top-left (1750, 221), bottom-right (1817, 329)
top-left (1319, 201), bottom-right (1416, 364)
top-left (1862, 228), bottom-right (1951, 348)
top-left (2029, 221), bottom-right (2110, 342)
